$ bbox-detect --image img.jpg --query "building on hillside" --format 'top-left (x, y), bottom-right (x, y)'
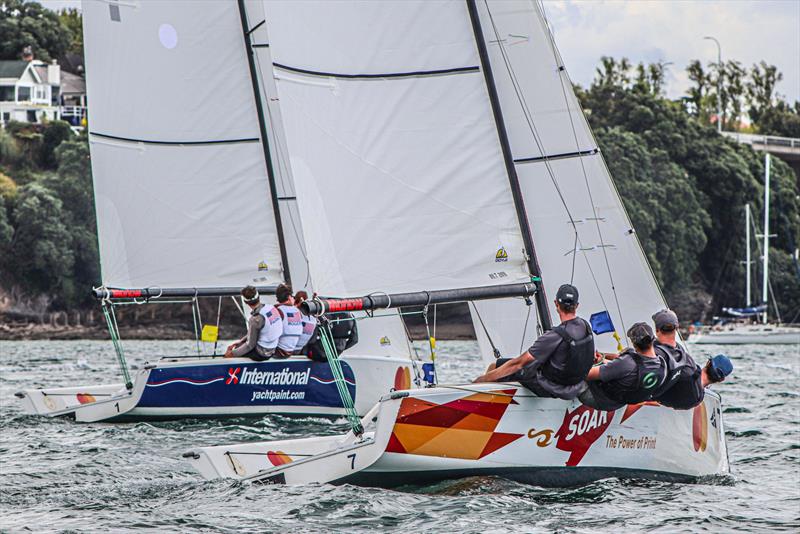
top-left (59, 70), bottom-right (87, 127)
top-left (0, 59), bottom-right (61, 125)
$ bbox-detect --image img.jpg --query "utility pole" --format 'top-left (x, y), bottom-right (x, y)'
top-left (704, 36), bottom-right (722, 133)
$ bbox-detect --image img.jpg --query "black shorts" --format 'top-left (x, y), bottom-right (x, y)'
top-left (579, 382), bottom-right (625, 411)
top-left (495, 358), bottom-right (526, 382)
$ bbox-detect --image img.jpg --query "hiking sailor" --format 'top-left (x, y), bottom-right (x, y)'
top-left (650, 309), bottom-right (734, 409)
top-left (474, 284), bottom-right (595, 399)
top-left (579, 322), bottom-right (667, 410)
top-left (293, 290), bottom-right (318, 354)
top-left (650, 309), bottom-right (701, 409)
top-left (274, 283), bottom-right (303, 358)
top-left (224, 285), bottom-right (282, 361)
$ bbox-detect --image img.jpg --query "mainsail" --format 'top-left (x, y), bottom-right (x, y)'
top-left (470, 0), bottom-right (669, 356)
top-left (83, 1), bottom-right (287, 289)
top-left (259, 0), bottom-right (532, 297)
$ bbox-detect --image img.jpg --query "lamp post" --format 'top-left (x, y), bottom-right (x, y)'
top-left (704, 36), bottom-right (722, 133)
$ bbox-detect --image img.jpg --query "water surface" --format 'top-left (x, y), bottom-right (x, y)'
top-left (0, 340), bottom-right (798, 532)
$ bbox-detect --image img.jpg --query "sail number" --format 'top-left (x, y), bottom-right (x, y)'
top-left (347, 453), bottom-right (356, 470)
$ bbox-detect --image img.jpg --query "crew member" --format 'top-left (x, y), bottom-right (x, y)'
top-left (294, 290), bottom-right (318, 354)
top-left (225, 285), bottom-right (282, 360)
top-left (651, 309), bottom-right (701, 409)
top-left (650, 309), bottom-right (734, 409)
top-left (474, 284), bottom-right (595, 399)
top-left (274, 283), bottom-right (302, 358)
top-left (579, 322), bottom-right (666, 410)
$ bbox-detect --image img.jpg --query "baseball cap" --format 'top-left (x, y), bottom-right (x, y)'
top-left (627, 322), bottom-right (655, 346)
top-left (708, 354), bottom-right (733, 381)
top-left (652, 309), bottom-right (679, 331)
top-left (556, 284), bottom-right (579, 305)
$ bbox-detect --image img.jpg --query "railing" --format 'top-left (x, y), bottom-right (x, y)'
top-left (721, 131), bottom-right (800, 150)
top-left (60, 106), bottom-right (86, 118)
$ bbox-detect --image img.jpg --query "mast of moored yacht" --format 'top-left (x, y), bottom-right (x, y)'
top-left (762, 154), bottom-right (770, 324)
top-left (745, 203), bottom-right (752, 307)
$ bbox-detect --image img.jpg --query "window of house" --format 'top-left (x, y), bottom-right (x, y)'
top-left (27, 110), bottom-right (37, 122)
top-left (52, 86), bottom-right (60, 106)
top-left (0, 86), bottom-right (14, 101)
top-left (1, 112), bottom-right (10, 123)
top-left (17, 86), bottom-right (31, 102)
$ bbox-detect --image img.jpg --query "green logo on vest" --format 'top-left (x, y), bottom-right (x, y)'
top-left (643, 372), bottom-right (658, 389)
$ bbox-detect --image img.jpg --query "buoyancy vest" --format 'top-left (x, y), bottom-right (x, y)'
top-left (599, 349), bottom-right (668, 405)
top-left (257, 304), bottom-right (283, 350)
top-left (540, 318), bottom-right (595, 385)
top-left (302, 312), bottom-right (359, 361)
top-left (276, 304), bottom-right (303, 351)
top-left (653, 342), bottom-right (704, 409)
top-left (295, 312), bottom-right (318, 353)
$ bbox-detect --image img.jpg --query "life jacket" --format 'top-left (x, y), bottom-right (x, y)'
top-left (294, 312), bottom-right (318, 353)
top-left (256, 304), bottom-right (282, 350)
top-left (540, 318), bottom-right (595, 385)
top-left (653, 342), bottom-right (704, 409)
top-left (302, 312), bottom-right (359, 362)
top-left (276, 304), bottom-right (303, 351)
top-left (599, 349), bottom-right (668, 405)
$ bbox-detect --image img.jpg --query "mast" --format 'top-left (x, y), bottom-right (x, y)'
top-left (237, 0), bottom-right (292, 286)
top-left (745, 203), bottom-right (751, 307)
top-left (465, 0), bottom-right (552, 330)
top-left (762, 154), bottom-right (770, 323)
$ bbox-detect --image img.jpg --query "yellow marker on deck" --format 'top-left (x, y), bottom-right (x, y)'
top-left (429, 336), bottom-right (437, 361)
top-left (201, 325), bottom-right (219, 343)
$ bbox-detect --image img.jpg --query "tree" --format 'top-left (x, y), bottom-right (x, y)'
top-left (723, 60), bottom-right (747, 130)
top-left (685, 60), bottom-right (711, 120)
top-left (748, 61), bottom-right (783, 126)
top-left (0, 0), bottom-right (72, 62)
top-left (57, 7), bottom-right (82, 57)
top-left (38, 120), bottom-right (73, 170)
top-left (0, 195), bottom-right (11, 254)
top-left (6, 182), bottom-right (74, 294)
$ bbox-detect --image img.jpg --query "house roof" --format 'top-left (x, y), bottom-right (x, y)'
top-left (61, 70), bottom-right (85, 94)
top-left (0, 60), bottom-right (29, 79)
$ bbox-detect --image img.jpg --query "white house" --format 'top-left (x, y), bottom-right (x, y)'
top-left (0, 59), bottom-right (61, 125)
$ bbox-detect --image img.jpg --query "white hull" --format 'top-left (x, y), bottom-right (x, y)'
top-left (16, 354), bottom-right (419, 422)
top-left (689, 326), bottom-right (800, 345)
top-left (186, 382), bottom-right (729, 487)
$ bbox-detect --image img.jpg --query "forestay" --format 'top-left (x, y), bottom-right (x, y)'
top-left (260, 0), bottom-right (531, 296)
top-left (470, 0), bottom-right (668, 357)
top-left (83, 0), bottom-right (285, 288)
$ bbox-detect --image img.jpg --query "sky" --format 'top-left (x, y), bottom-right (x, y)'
top-left (40, 0), bottom-right (800, 102)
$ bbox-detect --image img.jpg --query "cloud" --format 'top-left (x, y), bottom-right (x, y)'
top-left (542, 0), bottom-right (800, 102)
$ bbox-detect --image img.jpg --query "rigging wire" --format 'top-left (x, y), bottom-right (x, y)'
top-left (749, 210), bottom-right (783, 322)
top-left (480, 1), bottom-right (613, 320)
top-left (470, 301), bottom-right (502, 358)
top-left (535, 1), bottom-right (626, 333)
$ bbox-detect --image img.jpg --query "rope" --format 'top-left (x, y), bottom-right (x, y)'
top-left (470, 302), bottom-right (501, 358)
top-left (102, 302), bottom-right (132, 390)
top-left (191, 297), bottom-right (201, 355)
top-left (318, 320), bottom-right (363, 436)
top-left (213, 296), bottom-right (222, 356)
top-left (483, 1), bottom-right (623, 333)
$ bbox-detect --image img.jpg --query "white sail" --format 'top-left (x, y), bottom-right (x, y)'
top-left (470, 0), bottom-right (668, 357)
top-left (83, 0), bottom-right (286, 288)
top-left (260, 0), bottom-right (530, 296)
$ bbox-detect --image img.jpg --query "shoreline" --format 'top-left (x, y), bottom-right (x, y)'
top-left (0, 322), bottom-right (478, 342)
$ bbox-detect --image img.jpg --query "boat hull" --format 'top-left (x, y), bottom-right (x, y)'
top-left (689, 327), bottom-right (800, 345)
top-left (186, 383), bottom-right (729, 487)
top-left (16, 354), bottom-right (419, 422)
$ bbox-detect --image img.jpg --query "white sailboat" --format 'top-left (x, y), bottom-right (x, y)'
top-left (16, 0), bottom-right (425, 422)
top-left (186, 0), bottom-right (730, 486)
top-left (690, 155), bottom-right (800, 345)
